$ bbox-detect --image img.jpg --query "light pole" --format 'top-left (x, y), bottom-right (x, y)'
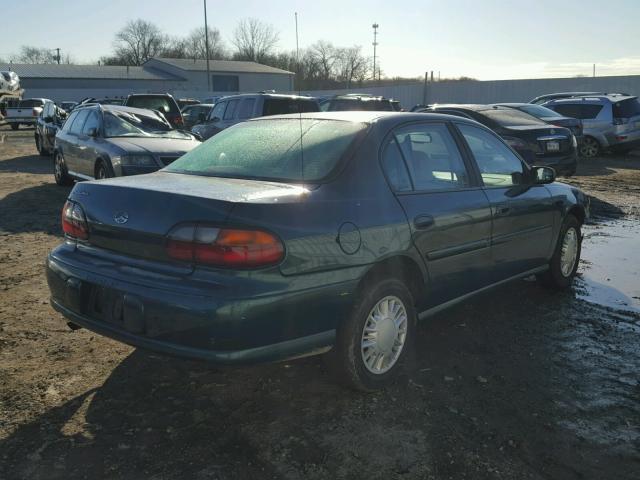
top-left (372, 23), bottom-right (379, 81)
top-left (204, 0), bottom-right (211, 91)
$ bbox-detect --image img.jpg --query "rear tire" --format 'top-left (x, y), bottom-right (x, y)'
top-left (328, 277), bottom-right (416, 391)
top-left (579, 136), bottom-right (600, 158)
top-left (537, 214), bottom-right (581, 289)
top-left (54, 152), bottom-right (73, 186)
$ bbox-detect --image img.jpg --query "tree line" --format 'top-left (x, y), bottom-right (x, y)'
top-left (3, 17), bottom-right (475, 89)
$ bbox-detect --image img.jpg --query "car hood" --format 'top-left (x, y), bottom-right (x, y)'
top-left (107, 136), bottom-right (200, 155)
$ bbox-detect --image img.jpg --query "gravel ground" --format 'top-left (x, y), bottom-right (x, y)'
top-left (0, 125), bottom-right (639, 479)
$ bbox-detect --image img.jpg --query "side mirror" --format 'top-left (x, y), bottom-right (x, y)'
top-left (533, 166), bottom-right (556, 184)
top-left (43, 116), bottom-right (53, 123)
top-left (209, 116), bottom-right (220, 123)
top-left (87, 127), bottom-right (99, 138)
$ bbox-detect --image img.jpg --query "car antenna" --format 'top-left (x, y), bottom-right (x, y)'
top-left (295, 11), bottom-right (305, 184)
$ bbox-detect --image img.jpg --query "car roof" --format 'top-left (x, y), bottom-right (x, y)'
top-left (493, 103), bottom-right (532, 107)
top-left (548, 94), bottom-right (636, 103)
top-left (218, 93), bottom-right (315, 101)
top-left (247, 110), bottom-right (482, 126)
top-left (127, 93), bottom-right (174, 97)
top-left (429, 104), bottom-right (509, 112)
top-left (76, 103), bottom-right (164, 117)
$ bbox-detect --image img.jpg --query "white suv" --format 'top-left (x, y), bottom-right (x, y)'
top-left (544, 94), bottom-right (640, 157)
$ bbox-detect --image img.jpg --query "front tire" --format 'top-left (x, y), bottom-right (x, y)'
top-left (537, 214), bottom-right (581, 289)
top-left (35, 135), bottom-right (45, 155)
top-left (94, 160), bottom-right (112, 180)
top-left (330, 277), bottom-right (416, 391)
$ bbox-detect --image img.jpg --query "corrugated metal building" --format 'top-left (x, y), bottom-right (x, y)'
top-left (0, 58), bottom-right (294, 102)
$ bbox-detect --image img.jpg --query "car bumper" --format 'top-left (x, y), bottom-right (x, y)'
top-left (532, 152), bottom-right (577, 176)
top-left (46, 245), bottom-right (358, 365)
top-left (6, 118), bottom-right (36, 124)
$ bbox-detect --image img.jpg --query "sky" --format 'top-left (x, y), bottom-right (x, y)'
top-left (2, 0), bottom-right (640, 80)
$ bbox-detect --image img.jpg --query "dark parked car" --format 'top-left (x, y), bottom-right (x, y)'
top-left (192, 93), bottom-right (319, 140)
top-left (320, 94), bottom-right (396, 112)
top-left (493, 103), bottom-right (583, 142)
top-left (423, 104), bottom-right (578, 176)
top-left (124, 93), bottom-right (184, 129)
top-left (35, 100), bottom-right (67, 155)
top-left (59, 101), bottom-right (78, 113)
top-left (181, 103), bottom-right (213, 129)
top-left (53, 104), bottom-right (200, 185)
top-left (177, 98), bottom-right (200, 109)
top-left (46, 111), bottom-right (588, 391)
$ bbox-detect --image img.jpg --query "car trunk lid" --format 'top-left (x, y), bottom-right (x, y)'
top-left (68, 172), bottom-right (306, 268)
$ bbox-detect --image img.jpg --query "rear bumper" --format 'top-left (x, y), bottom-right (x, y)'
top-left (6, 117), bottom-right (36, 124)
top-left (46, 245), bottom-right (358, 364)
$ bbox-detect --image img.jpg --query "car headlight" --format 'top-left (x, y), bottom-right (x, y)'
top-left (113, 155), bottom-right (157, 167)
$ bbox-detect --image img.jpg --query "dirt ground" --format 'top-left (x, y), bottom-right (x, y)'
top-left (0, 125), bottom-right (639, 480)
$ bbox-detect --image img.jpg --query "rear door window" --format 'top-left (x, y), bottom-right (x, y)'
top-left (381, 137), bottom-right (412, 192)
top-left (393, 123), bottom-right (470, 191)
top-left (551, 103), bottom-right (603, 119)
top-left (237, 98), bottom-right (256, 119)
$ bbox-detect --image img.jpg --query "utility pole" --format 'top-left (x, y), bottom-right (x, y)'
top-left (53, 48), bottom-right (61, 64)
top-left (593, 63), bottom-right (595, 78)
top-left (372, 23), bottom-right (379, 81)
top-left (204, 0), bottom-right (211, 91)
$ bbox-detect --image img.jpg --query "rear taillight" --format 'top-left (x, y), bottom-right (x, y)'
top-left (174, 116), bottom-right (183, 126)
top-left (166, 223), bottom-right (284, 268)
top-left (61, 200), bottom-right (89, 240)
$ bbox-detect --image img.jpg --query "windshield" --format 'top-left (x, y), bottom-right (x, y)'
top-left (103, 111), bottom-right (190, 139)
top-left (165, 118), bottom-right (367, 182)
top-left (126, 96), bottom-right (178, 114)
top-left (518, 104), bottom-right (562, 118)
top-left (481, 108), bottom-right (544, 127)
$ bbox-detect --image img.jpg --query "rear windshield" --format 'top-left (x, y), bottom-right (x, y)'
top-left (165, 119), bottom-right (367, 182)
top-left (518, 104), bottom-right (562, 118)
top-left (126, 96), bottom-right (178, 114)
top-left (18, 99), bottom-right (44, 108)
top-left (481, 108), bottom-right (544, 127)
top-left (262, 98), bottom-right (319, 116)
top-left (612, 98), bottom-right (640, 118)
top-left (104, 110), bottom-right (190, 139)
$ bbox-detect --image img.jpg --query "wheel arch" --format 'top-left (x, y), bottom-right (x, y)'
top-left (357, 254), bottom-right (428, 309)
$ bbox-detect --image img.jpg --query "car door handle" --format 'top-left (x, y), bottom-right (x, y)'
top-left (414, 214), bottom-right (435, 229)
top-left (495, 204), bottom-right (511, 217)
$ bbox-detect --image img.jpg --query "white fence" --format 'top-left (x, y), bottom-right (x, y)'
top-left (303, 74), bottom-right (640, 109)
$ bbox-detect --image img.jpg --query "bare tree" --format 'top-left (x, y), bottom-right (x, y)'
top-left (232, 18), bottom-right (279, 63)
top-left (185, 27), bottom-right (226, 60)
top-left (310, 41), bottom-right (336, 80)
top-left (12, 46), bottom-right (57, 64)
top-left (334, 46), bottom-right (368, 87)
top-left (113, 19), bottom-right (167, 65)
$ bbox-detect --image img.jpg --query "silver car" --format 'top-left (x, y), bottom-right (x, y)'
top-left (53, 104), bottom-right (200, 186)
top-left (544, 94), bottom-right (640, 157)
